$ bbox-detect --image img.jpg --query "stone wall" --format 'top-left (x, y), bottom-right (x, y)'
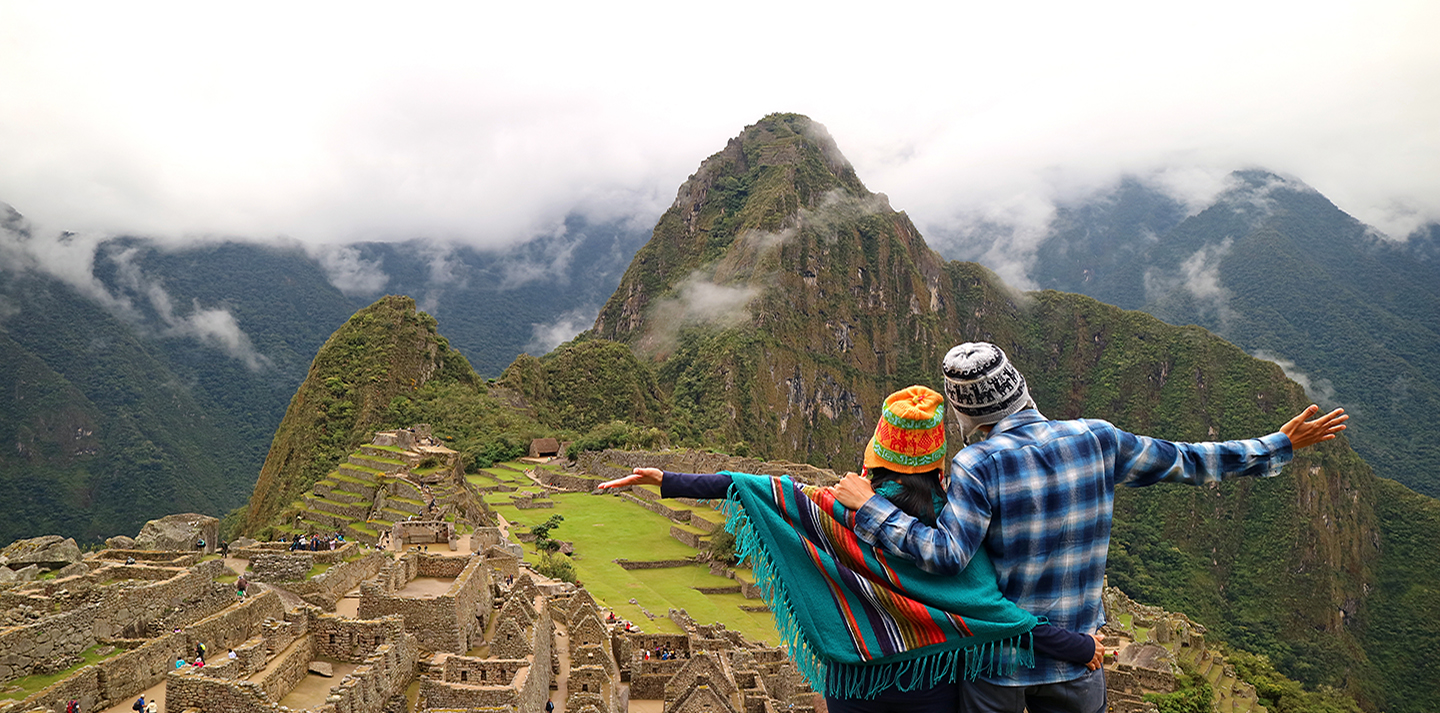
top-left (249, 553), bottom-right (314, 583)
top-left (96, 550), bottom-right (203, 567)
top-left (289, 551), bottom-right (388, 611)
top-left (312, 614), bottom-right (406, 663)
top-left (0, 664), bottom-right (102, 713)
top-left (94, 633), bottom-right (189, 703)
top-left (531, 468), bottom-right (606, 493)
top-left (165, 666), bottom-right (278, 713)
top-left (328, 632), bottom-right (421, 713)
top-left (92, 560), bottom-right (228, 639)
top-left (0, 601), bottom-right (99, 683)
top-left (0, 590), bottom-right (285, 713)
top-left (253, 634), bottom-right (315, 701)
top-left (416, 554), bottom-right (469, 579)
top-left (619, 493), bottom-right (693, 522)
top-left (231, 541), bottom-right (358, 565)
top-left (358, 557), bottom-right (490, 653)
top-left (185, 590), bottom-right (286, 656)
top-left (668, 526), bottom-right (706, 549)
top-left (580, 450), bottom-right (839, 487)
top-left (613, 558), bottom-right (696, 570)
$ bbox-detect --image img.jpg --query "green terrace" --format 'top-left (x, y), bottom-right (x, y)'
top-left (492, 486), bottom-right (776, 646)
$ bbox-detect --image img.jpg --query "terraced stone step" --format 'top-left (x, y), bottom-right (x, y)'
top-left (336, 466), bottom-right (384, 486)
top-left (304, 495), bottom-right (370, 520)
top-left (388, 496), bottom-right (427, 515)
top-left (346, 454), bottom-right (407, 473)
top-left (296, 507), bottom-right (355, 530)
top-left (326, 490), bottom-right (371, 505)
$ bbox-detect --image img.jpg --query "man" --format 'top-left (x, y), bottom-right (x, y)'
top-left (831, 342), bottom-right (1347, 713)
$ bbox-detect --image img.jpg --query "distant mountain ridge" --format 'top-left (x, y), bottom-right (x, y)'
top-left (999, 171), bottom-right (1440, 497)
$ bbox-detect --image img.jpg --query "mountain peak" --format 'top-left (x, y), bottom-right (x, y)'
top-left (591, 114), bottom-right (928, 349)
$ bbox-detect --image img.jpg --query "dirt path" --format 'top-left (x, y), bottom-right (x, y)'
top-left (97, 680), bottom-right (165, 713)
top-left (275, 662), bottom-right (359, 709)
top-left (550, 621), bottom-right (571, 713)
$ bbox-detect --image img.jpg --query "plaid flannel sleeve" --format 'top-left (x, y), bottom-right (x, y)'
top-left (1096, 420), bottom-right (1295, 487)
top-left (851, 462), bottom-right (989, 576)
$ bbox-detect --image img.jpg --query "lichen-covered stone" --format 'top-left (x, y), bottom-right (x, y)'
top-left (1, 535), bottom-right (82, 569)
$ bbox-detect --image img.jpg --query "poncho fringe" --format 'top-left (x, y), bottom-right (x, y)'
top-left (718, 473), bottom-right (1036, 699)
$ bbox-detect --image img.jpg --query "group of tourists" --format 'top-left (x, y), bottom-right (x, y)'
top-left (282, 532), bottom-right (345, 551)
top-left (599, 341), bottom-right (1347, 713)
top-left (643, 646), bottom-right (684, 661)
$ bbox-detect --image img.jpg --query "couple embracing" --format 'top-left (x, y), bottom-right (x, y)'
top-left (599, 342), bottom-right (1347, 713)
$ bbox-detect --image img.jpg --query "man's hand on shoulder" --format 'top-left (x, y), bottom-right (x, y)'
top-left (1281, 405), bottom-right (1348, 450)
top-left (598, 467), bottom-right (663, 490)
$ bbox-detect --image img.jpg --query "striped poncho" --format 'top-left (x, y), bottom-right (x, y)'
top-left (719, 471), bottom-right (1037, 699)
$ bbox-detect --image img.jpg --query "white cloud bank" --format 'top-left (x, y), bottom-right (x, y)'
top-left (0, 1), bottom-right (1436, 260)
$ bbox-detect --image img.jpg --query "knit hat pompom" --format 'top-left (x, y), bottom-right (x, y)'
top-left (942, 342), bottom-right (1034, 438)
top-left (864, 385), bottom-right (947, 474)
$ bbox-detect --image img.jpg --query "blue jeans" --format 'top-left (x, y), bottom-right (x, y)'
top-left (958, 668), bottom-right (1106, 713)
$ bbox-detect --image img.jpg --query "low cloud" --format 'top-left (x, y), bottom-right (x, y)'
top-left (638, 271), bottom-right (760, 356)
top-left (526, 305), bottom-right (598, 355)
top-left (496, 224), bottom-right (581, 290)
top-left (1, 212), bottom-right (271, 370)
top-left (107, 247), bottom-right (272, 370)
top-left (416, 241), bottom-right (469, 314)
top-left (1253, 350), bottom-right (1340, 409)
top-left (310, 244), bottom-right (390, 297)
top-left (1144, 238), bottom-right (1236, 328)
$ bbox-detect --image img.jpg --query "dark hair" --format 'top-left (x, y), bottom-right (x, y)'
top-left (867, 466), bottom-right (945, 526)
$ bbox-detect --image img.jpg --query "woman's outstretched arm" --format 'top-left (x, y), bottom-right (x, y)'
top-left (598, 467), bottom-right (732, 499)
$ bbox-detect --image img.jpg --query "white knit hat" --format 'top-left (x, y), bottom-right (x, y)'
top-left (942, 342), bottom-right (1034, 438)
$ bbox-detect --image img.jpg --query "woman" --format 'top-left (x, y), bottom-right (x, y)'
top-left (599, 386), bottom-right (1099, 713)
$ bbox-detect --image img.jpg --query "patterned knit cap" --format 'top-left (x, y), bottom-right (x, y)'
top-left (864, 385), bottom-right (947, 474)
top-left (942, 342), bottom-right (1034, 438)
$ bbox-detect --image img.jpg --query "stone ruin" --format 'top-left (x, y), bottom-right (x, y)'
top-left (0, 511), bottom-right (812, 713)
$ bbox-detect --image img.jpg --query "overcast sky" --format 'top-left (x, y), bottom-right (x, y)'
top-left (2, 1), bottom-right (1437, 254)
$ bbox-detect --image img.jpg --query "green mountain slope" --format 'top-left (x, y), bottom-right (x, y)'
top-left (0, 270), bottom-right (254, 544)
top-left (1019, 174), bottom-right (1440, 497)
top-left (580, 113), bottom-right (1436, 711)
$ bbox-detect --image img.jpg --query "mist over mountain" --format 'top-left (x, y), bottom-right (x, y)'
top-left (0, 205), bottom-right (647, 544)
top-left (936, 172), bottom-right (1440, 497)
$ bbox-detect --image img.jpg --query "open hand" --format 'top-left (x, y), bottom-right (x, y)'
top-left (598, 467), bottom-right (663, 490)
top-left (1281, 405), bottom-right (1348, 450)
top-left (829, 472), bottom-right (877, 510)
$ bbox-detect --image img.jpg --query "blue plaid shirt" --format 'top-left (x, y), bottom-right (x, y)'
top-left (854, 408), bottom-right (1293, 686)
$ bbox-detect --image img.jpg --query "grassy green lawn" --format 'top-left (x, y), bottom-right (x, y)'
top-left (493, 491), bottom-right (778, 645)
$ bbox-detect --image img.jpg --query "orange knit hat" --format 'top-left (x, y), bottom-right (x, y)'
top-left (863, 386), bottom-right (947, 474)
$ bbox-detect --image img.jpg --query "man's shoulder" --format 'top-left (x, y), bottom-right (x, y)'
top-left (954, 418), bottom-right (1115, 468)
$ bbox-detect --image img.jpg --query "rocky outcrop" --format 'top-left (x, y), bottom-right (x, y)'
top-left (1, 535), bottom-right (81, 570)
top-left (134, 513), bottom-right (219, 553)
top-left (105, 535), bottom-right (136, 549)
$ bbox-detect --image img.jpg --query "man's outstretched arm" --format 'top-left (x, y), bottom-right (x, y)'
top-left (1112, 404), bottom-right (1348, 488)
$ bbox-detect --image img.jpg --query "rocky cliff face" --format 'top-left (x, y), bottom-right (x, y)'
top-left (582, 113), bottom-right (1428, 710)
